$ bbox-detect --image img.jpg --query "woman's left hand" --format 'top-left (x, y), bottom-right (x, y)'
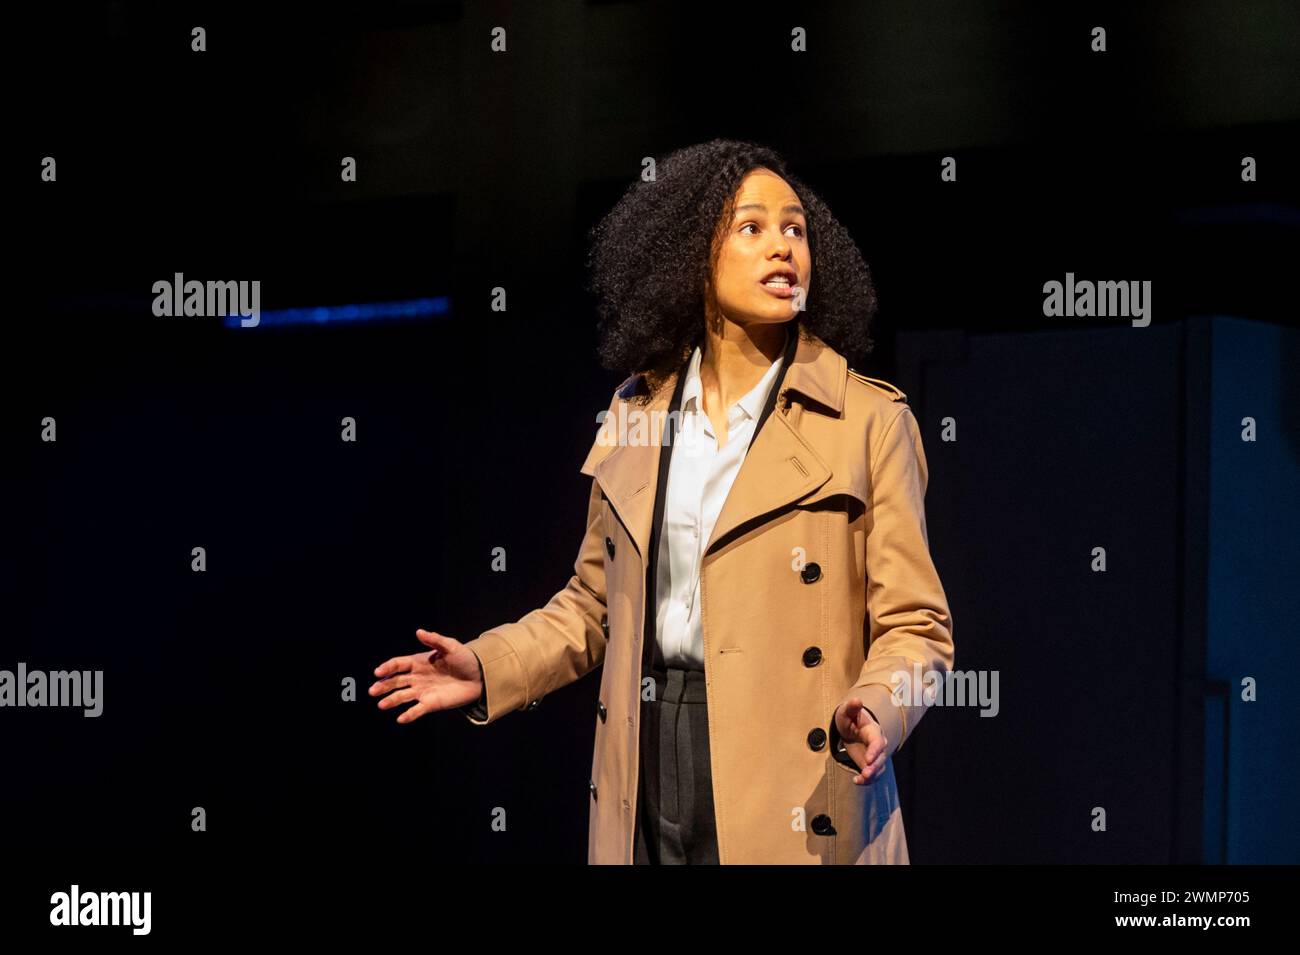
top-left (834, 698), bottom-right (889, 785)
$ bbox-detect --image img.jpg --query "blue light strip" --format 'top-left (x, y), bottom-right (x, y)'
top-left (223, 296), bottom-right (450, 328)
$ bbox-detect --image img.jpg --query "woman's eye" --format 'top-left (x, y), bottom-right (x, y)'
top-left (739, 223), bottom-right (803, 237)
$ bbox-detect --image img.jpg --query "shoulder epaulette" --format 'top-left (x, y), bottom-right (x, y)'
top-left (847, 368), bottom-right (907, 403)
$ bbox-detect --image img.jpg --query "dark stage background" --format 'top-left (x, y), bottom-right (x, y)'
top-left (6, 0), bottom-right (1299, 869)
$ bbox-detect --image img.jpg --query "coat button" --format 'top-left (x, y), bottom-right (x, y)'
top-left (589, 779), bottom-right (598, 801)
top-left (800, 562), bottom-right (822, 583)
top-left (807, 727), bottom-right (827, 751)
top-left (802, 646), bottom-right (822, 667)
top-left (605, 537), bottom-right (615, 560)
top-left (526, 699), bottom-right (540, 711)
top-left (601, 615), bottom-right (609, 640)
top-left (811, 813), bottom-right (835, 836)
top-left (597, 700), bottom-right (607, 723)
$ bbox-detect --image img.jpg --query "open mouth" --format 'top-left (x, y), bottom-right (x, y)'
top-left (760, 269), bottom-right (797, 286)
top-left (759, 270), bottom-right (800, 297)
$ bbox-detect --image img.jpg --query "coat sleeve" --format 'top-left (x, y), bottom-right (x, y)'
top-left (830, 404), bottom-right (955, 764)
top-left (459, 474), bottom-right (610, 725)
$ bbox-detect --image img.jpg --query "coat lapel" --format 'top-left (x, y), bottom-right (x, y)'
top-left (591, 327), bottom-right (850, 562)
top-left (703, 408), bottom-right (829, 555)
top-left (703, 331), bottom-right (846, 555)
top-left (591, 366), bottom-right (683, 562)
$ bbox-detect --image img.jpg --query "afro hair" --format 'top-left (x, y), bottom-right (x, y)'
top-left (585, 138), bottom-right (878, 398)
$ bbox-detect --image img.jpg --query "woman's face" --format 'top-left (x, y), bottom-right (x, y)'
top-left (708, 167), bottom-right (812, 329)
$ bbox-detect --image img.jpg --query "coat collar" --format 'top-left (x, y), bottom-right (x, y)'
top-left (593, 326), bottom-right (845, 565)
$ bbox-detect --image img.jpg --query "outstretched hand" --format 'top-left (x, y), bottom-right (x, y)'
top-left (370, 629), bottom-right (483, 724)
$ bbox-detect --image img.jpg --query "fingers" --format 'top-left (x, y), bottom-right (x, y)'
top-left (416, 628), bottom-right (454, 652)
top-left (371, 678), bottom-right (440, 724)
top-left (368, 673), bottom-right (412, 698)
top-left (838, 705), bottom-right (888, 784)
top-left (850, 718), bottom-right (889, 785)
top-left (838, 698), bottom-right (862, 727)
top-left (376, 687), bottom-right (418, 711)
top-left (855, 749), bottom-right (887, 784)
top-left (391, 683), bottom-right (461, 723)
top-left (396, 701), bottom-right (430, 724)
top-left (396, 689), bottom-right (448, 723)
top-left (839, 701), bottom-right (869, 745)
top-left (375, 632), bottom-right (456, 684)
top-left (861, 722), bottom-right (886, 763)
top-left (374, 656), bottom-right (414, 679)
top-left (371, 632), bottom-right (465, 725)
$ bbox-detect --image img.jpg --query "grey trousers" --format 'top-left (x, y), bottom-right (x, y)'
top-left (633, 665), bottom-right (720, 865)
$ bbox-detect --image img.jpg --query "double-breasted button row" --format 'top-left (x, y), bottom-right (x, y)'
top-left (605, 537), bottom-right (615, 559)
top-left (800, 562), bottom-right (822, 583)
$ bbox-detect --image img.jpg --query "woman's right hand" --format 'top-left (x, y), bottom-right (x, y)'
top-left (370, 629), bottom-right (484, 724)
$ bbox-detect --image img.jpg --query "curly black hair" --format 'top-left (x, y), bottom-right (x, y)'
top-left (585, 138), bottom-right (877, 398)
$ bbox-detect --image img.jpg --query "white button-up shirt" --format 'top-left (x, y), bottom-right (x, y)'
top-left (653, 334), bottom-right (787, 669)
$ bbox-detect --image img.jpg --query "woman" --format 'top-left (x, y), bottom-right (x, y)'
top-left (370, 139), bottom-right (954, 864)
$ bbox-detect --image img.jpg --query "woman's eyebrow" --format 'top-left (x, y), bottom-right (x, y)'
top-left (734, 202), bottom-right (806, 217)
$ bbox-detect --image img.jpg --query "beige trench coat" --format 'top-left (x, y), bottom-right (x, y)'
top-left (462, 329), bottom-right (954, 864)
